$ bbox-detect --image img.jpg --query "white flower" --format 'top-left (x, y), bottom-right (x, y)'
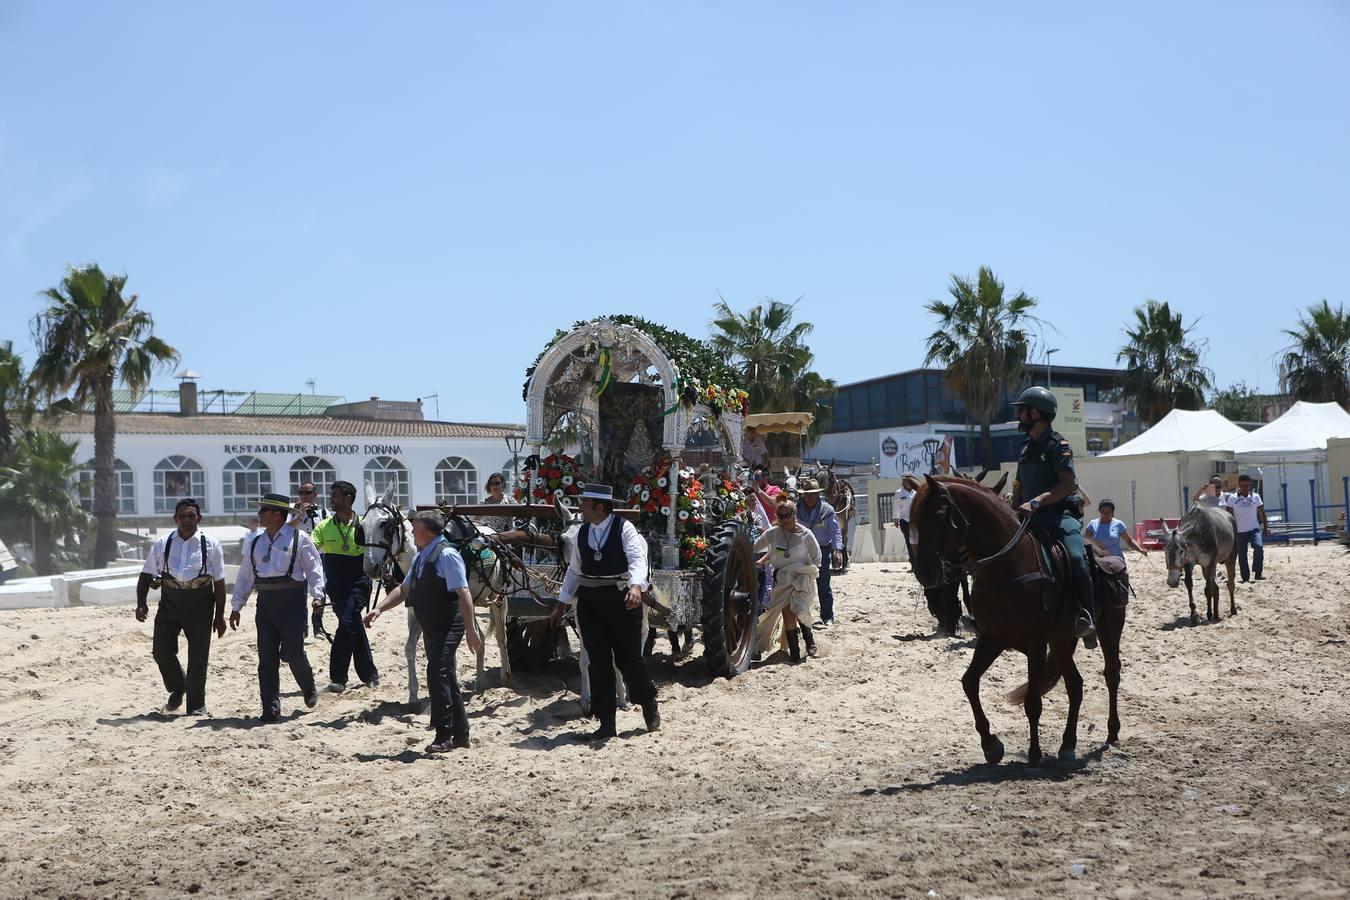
top-left (661, 506), bottom-right (671, 515)
top-left (533, 476), bottom-right (544, 487)
top-left (657, 476), bottom-right (668, 488)
top-left (678, 510), bottom-right (689, 520)
top-left (562, 475), bottom-right (574, 485)
top-left (691, 499), bottom-right (701, 509)
top-left (641, 490), bottom-right (651, 501)
top-left (575, 481), bottom-right (586, 491)
top-left (553, 488), bottom-right (565, 497)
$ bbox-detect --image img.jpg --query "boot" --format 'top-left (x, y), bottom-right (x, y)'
top-left (799, 624), bottom-right (817, 658)
top-left (786, 630), bottom-right (802, 664)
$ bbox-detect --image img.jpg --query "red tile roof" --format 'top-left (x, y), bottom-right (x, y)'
top-left (56, 413), bottom-right (523, 439)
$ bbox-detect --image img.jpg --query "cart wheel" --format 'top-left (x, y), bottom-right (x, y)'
top-left (702, 521), bottom-right (759, 678)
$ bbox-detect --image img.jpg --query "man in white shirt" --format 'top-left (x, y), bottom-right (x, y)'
top-left (1192, 476), bottom-right (1232, 509)
top-left (229, 493), bottom-right (327, 722)
top-left (1225, 474), bottom-right (1268, 582)
top-left (135, 499), bottom-right (227, 715)
top-left (292, 481), bottom-right (331, 640)
top-left (550, 483), bottom-right (659, 741)
top-left (741, 426), bottom-right (769, 469)
top-left (892, 477), bottom-right (916, 549)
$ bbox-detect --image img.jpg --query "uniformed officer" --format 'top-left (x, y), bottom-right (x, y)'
top-left (311, 480), bottom-right (379, 692)
top-left (229, 492), bottom-right (326, 722)
top-left (1010, 386), bottom-right (1097, 647)
top-left (549, 483), bottom-right (660, 742)
top-left (134, 498), bottom-right (227, 714)
top-left (364, 511), bottom-right (482, 753)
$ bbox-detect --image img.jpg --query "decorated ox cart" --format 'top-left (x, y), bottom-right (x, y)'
top-left (454, 316), bottom-right (764, 692)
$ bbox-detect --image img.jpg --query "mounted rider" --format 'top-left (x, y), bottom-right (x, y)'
top-left (1010, 386), bottom-right (1098, 649)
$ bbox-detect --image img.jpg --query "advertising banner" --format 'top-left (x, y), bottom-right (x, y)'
top-left (878, 432), bottom-right (958, 479)
top-left (1049, 387), bottom-right (1087, 458)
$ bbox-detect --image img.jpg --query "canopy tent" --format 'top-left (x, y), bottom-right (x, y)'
top-left (1211, 401), bottom-right (1350, 462)
top-left (1100, 409), bottom-right (1247, 456)
top-left (743, 412), bottom-right (814, 435)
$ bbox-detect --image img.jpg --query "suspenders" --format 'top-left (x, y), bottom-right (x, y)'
top-left (160, 533), bottom-right (210, 586)
top-left (250, 528), bottom-right (300, 579)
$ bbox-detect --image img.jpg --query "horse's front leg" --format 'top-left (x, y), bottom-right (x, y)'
top-left (1049, 639), bottom-right (1085, 759)
top-left (491, 601), bottom-right (511, 686)
top-left (405, 608), bottom-right (422, 707)
top-left (1097, 607), bottom-right (1124, 745)
top-left (961, 636), bottom-right (1004, 764)
top-left (1024, 646), bottom-right (1046, 766)
top-left (1185, 564), bottom-right (1198, 625)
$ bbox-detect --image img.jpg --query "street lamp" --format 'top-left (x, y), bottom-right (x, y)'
top-left (1045, 347), bottom-right (1060, 388)
top-left (505, 433), bottom-right (525, 499)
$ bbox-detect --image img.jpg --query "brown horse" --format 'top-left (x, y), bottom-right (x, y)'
top-left (909, 474), bottom-right (1127, 765)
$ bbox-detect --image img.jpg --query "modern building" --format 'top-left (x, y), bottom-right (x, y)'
top-left (811, 364), bottom-right (1135, 467)
top-left (57, 377), bottom-right (524, 534)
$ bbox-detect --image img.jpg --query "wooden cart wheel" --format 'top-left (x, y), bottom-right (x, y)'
top-left (701, 521), bottom-right (758, 678)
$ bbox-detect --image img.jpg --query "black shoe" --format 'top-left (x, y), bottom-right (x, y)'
top-left (642, 700), bottom-right (661, 732)
top-left (426, 737), bottom-right (457, 753)
top-left (1076, 613), bottom-right (1098, 650)
top-left (304, 691), bottom-right (319, 709)
top-left (1253, 573), bottom-right (1265, 581)
top-left (165, 689), bottom-right (185, 712)
top-left (799, 625), bottom-right (818, 658)
top-left (573, 725), bottom-right (617, 742)
top-left (259, 710), bottom-right (280, 724)
top-left (1239, 577), bottom-right (1250, 583)
top-left (786, 631), bottom-right (802, 664)
top-left (451, 735), bottom-right (470, 749)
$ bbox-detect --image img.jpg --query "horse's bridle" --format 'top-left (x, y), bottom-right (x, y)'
top-left (917, 479), bottom-right (1036, 591)
top-left (365, 501), bottom-right (408, 591)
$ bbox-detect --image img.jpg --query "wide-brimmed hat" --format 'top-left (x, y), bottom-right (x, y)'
top-left (258, 492), bottom-right (300, 514)
top-left (798, 477), bottom-right (824, 494)
top-left (578, 483), bottom-right (613, 502)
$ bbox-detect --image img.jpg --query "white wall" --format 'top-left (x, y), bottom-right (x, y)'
top-left (58, 430), bottom-right (515, 517)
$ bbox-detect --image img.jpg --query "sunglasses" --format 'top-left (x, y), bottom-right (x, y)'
top-left (778, 512), bottom-right (795, 519)
top-left (299, 489), bottom-right (316, 495)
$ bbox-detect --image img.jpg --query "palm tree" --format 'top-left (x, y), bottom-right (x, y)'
top-left (710, 298), bottom-right (836, 450)
top-left (1279, 300), bottom-right (1350, 408)
top-left (30, 264), bottom-right (178, 566)
top-left (0, 431), bottom-right (88, 575)
top-left (1117, 300), bottom-right (1213, 426)
top-left (0, 341), bottom-right (34, 458)
top-left (923, 267), bottom-right (1037, 469)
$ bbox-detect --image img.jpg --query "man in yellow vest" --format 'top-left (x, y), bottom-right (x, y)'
top-left (310, 480), bottom-right (380, 692)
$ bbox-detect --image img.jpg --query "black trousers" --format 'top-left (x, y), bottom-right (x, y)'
top-left (577, 590), bottom-right (657, 730)
top-left (153, 585), bottom-right (215, 711)
top-left (414, 602), bottom-right (469, 742)
top-left (255, 586), bottom-right (316, 715)
top-left (327, 572), bottom-right (378, 686)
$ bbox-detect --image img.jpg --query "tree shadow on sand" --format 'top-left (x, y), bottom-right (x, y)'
top-left (860, 744), bottom-right (1111, 793)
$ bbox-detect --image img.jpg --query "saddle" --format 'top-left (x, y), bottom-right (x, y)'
top-left (1088, 544), bottom-right (1133, 608)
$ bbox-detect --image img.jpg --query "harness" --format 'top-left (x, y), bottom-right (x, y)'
top-left (917, 479), bottom-right (1058, 593)
top-left (160, 533), bottom-right (214, 592)
top-left (250, 528), bottom-right (301, 592)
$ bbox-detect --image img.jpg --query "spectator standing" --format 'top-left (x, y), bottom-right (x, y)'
top-left (1083, 499), bottom-right (1149, 563)
top-left (1225, 474), bottom-right (1268, 582)
top-left (797, 477), bottom-right (843, 626)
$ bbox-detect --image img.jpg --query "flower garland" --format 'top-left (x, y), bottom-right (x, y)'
top-left (680, 535), bottom-right (710, 569)
top-left (514, 453), bottom-right (590, 502)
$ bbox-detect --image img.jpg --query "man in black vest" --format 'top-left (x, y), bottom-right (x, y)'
top-left (550, 483), bottom-right (660, 742)
top-left (229, 493), bottom-right (327, 722)
top-left (135, 498), bottom-right (227, 715)
top-left (365, 510), bottom-right (482, 752)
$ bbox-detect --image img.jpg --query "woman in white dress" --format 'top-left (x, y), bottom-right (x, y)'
top-left (753, 501), bottom-right (821, 663)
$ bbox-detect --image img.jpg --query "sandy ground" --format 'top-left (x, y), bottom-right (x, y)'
top-left (1, 543), bottom-right (1348, 899)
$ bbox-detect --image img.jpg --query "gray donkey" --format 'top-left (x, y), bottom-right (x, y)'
top-left (1164, 503), bottom-right (1238, 624)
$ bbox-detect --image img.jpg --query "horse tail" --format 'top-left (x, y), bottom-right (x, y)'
top-left (1006, 648), bottom-right (1063, 704)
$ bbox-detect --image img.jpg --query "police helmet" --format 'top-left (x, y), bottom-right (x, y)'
top-left (1012, 386), bottom-right (1057, 417)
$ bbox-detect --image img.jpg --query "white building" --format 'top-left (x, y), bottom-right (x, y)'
top-left (58, 387), bottom-right (523, 528)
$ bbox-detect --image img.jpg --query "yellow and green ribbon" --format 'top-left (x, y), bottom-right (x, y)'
top-left (596, 346), bottom-right (613, 396)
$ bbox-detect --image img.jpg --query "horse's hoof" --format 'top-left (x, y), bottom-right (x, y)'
top-left (982, 736), bottom-right (1005, 765)
top-left (1190, 615), bottom-right (1199, 626)
top-left (1057, 747), bottom-right (1078, 764)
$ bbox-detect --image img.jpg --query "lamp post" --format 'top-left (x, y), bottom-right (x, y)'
top-left (1045, 348), bottom-right (1060, 388)
top-left (505, 433), bottom-right (525, 500)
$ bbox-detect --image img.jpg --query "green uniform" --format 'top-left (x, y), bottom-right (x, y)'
top-left (1015, 428), bottom-right (1093, 613)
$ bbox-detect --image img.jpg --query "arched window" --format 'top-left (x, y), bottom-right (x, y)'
top-left (434, 456), bottom-right (478, 507)
top-left (364, 456), bottom-right (409, 509)
top-left (223, 455), bottom-right (273, 513)
top-left (154, 456), bottom-right (206, 513)
top-left (289, 455), bottom-right (337, 499)
top-left (73, 459), bottom-right (136, 515)
top-left (498, 459), bottom-right (516, 492)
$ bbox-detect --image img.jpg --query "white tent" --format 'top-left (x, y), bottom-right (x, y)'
top-left (1206, 401), bottom-right (1350, 527)
top-left (1211, 401), bottom-right (1350, 462)
top-left (1100, 408), bottom-right (1247, 456)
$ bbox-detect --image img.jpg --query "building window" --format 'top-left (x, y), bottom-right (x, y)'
top-left (364, 456), bottom-right (409, 509)
top-left (289, 456), bottom-right (337, 499)
top-left (223, 455), bottom-right (273, 513)
top-left (833, 390), bottom-right (852, 431)
top-left (434, 456), bottom-right (478, 507)
top-left (74, 459), bottom-right (136, 514)
top-left (497, 459), bottom-right (517, 492)
top-left (154, 456), bottom-right (206, 513)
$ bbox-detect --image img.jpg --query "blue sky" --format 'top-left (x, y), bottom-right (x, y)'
top-left (3, 2), bottom-right (1347, 423)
